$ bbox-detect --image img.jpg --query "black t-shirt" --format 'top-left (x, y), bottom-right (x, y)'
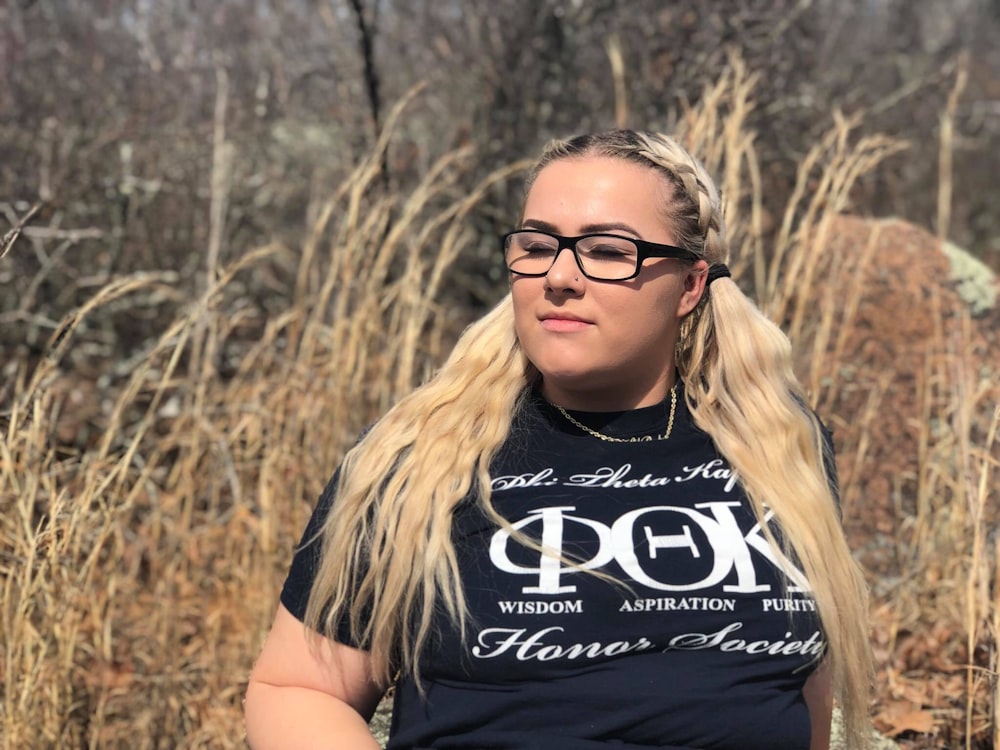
top-left (281, 388), bottom-right (836, 750)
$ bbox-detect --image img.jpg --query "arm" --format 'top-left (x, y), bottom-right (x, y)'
top-left (245, 604), bottom-right (386, 750)
top-left (803, 660), bottom-right (833, 750)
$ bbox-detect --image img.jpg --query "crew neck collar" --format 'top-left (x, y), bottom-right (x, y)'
top-left (530, 382), bottom-right (691, 441)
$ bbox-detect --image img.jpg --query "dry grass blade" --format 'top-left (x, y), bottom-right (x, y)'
top-left (0, 202), bottom-right (41, 260)
top-left (937, 54), bottom-right (968, 245)
top-left (675, 50), bottom-right (763, 287)
top-left (966, 403), bottom-right (998, 748)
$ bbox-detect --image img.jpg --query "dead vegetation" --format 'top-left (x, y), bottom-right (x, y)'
top-left (2, 60), bottom-right (998, 749)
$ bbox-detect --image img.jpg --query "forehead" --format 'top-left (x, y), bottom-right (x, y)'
top-left (524, 156), bottom-right (673, 236)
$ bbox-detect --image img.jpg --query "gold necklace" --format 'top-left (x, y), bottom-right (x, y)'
top-left (554, 385), bottom-right (677, 443)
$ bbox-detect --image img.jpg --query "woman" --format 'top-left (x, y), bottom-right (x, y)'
top-left (245, 130), bottom-right (873, 749)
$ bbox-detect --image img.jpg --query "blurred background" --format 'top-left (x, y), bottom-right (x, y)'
top-left (1, 1), bottom-right (998, 748)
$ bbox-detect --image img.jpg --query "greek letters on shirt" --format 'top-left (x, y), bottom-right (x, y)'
top-left (489, 461), bottom-right (806, 596)
top-left (488, 501), bottom-right (808, 595)
top-left (474, 459), bottom-right (824, 664)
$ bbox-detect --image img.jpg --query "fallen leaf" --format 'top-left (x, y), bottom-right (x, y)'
top-left (874, 700), bottom-right (937, 736)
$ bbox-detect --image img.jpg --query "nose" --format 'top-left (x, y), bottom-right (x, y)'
top-left (544, 243), bottom-right (584, 290)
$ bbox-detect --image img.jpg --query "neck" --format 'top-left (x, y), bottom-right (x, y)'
top-left (541, 371), bottom-right (675, 411)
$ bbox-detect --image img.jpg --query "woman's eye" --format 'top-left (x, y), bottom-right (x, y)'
top-left (588, 244), bottom-right (629, 256)
top-left (523, 243), bottom-right (555, 253)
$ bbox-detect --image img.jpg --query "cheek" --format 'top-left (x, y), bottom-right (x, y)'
top-left (510, 281), bottom-right (531, 319)
top-left (620, 287), bottom-right (680, 343)
top-left (510, 282), bottom-right (537, 343)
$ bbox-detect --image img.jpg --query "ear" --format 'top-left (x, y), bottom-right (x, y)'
top-left (676, 259), bottom-right (709, 318)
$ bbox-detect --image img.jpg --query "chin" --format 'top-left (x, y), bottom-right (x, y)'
top-left (537, 366), bottom-right (611, 391)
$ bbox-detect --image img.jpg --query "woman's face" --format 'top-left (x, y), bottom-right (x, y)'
top-left (511, 155), bottom-right (708, 411)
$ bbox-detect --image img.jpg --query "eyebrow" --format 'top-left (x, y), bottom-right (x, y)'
top-left (520, 219), bottom-right (641, 237)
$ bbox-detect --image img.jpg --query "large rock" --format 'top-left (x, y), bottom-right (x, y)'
top-left (792, 214), bottom-right (999, 541)
top-left (792, 215), bottom-right (998, 746)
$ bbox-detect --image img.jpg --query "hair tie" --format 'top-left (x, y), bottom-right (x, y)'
top-left (706, 264), bottom-right (731, 285)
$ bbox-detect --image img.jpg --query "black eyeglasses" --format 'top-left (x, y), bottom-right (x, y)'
top-left (501, 230), bottom-right (698, 281)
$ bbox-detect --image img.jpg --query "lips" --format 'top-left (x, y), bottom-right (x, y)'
top-left (539, 312), bottom-right (593, 332)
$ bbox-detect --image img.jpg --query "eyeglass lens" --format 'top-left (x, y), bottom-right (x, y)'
top-left (505, 231), bottom-right (639, 280)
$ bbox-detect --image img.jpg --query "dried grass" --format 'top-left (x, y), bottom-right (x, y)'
top-left (1, 60), bottom-right (996, 749)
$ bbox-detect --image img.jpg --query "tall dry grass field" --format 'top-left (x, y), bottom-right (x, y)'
top-left (2, 63), bottom-right (997, 748)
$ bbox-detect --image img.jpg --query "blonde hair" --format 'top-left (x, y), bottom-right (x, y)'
top-left (305, 300), bottom-right (536, 684)
top-left (306, 130), bottom-right (873, 747)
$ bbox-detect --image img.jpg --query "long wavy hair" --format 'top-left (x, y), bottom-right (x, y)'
top-left (305, 129), bottom-right (873, 748)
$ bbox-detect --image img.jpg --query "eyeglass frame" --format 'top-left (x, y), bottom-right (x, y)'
top-left (501, 229), bottom-right (700, 282)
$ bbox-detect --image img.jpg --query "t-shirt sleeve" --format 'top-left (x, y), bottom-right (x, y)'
top-left (280, 424), bottom-right (379, 644)
top-left (279, 468), bottom-right (341, 623)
